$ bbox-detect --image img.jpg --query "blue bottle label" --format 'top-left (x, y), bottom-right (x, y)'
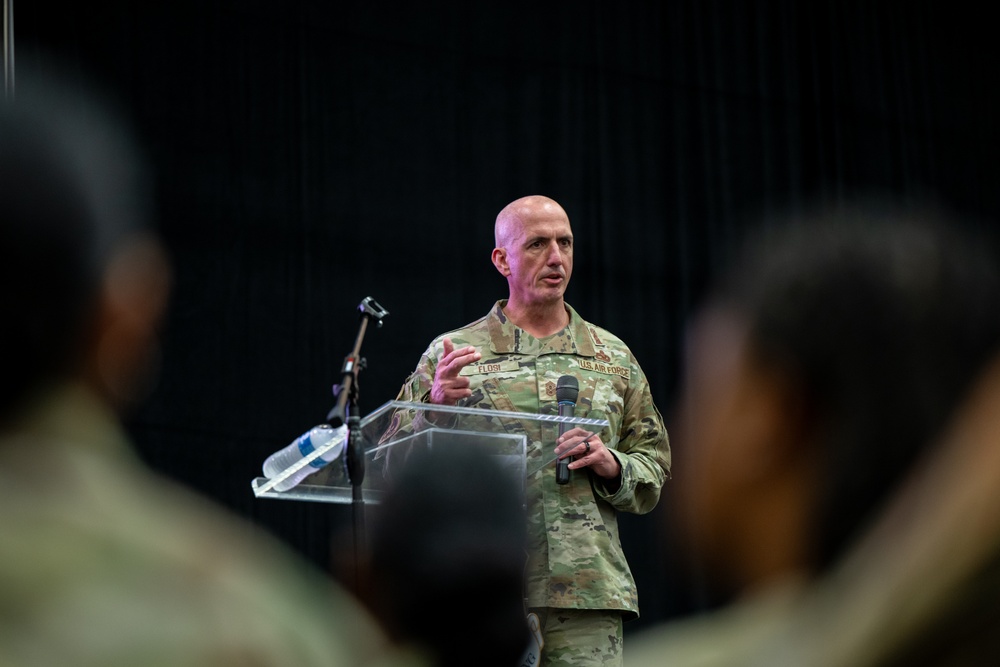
top-left (297, 432), bottom-right (330, 469)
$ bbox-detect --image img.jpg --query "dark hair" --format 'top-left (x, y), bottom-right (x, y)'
top-left (366, 444), bottom-right (529, 667)
top-left (0, 74), bottom-right (150, 417)
top-left (713, 203), bottom-right (1000, 569)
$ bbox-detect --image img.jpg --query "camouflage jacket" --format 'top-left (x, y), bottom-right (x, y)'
top-left (390, 300), bottom-right (671, 617)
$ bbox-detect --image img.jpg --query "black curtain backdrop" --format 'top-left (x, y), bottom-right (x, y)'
top-left (15, 1), bottom-right (1000, 630)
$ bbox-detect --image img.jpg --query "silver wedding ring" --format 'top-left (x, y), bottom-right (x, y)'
top-left (584, 440), bottom-right (591, 453)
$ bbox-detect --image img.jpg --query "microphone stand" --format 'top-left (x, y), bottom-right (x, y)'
top-left (326, 296), bottom-right (388, 591)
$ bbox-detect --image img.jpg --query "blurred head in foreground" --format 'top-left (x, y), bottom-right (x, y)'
top-left (0, 74), bottom-right (169, 422)
top-left (364, 444), bottom-right (530, 667)
top-left (675, 203), bottom-right (1000, 601)
top-left (0, 72), bottom-right (398, 667)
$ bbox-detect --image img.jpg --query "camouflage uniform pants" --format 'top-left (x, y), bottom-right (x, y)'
top-left (530, 607), bottom-right (623, 666)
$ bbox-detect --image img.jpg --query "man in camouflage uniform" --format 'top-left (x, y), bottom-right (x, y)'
top-left (390, 195), bottom-right (671, 666)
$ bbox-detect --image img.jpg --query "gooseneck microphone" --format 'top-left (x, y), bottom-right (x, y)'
top-left (555, 375), bottom-right (579, 485)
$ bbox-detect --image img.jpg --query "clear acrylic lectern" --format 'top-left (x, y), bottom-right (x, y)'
top-left (251, 400), bottom-right (609, 505)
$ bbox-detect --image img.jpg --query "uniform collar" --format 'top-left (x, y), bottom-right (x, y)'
top-left (486, 300), bottom-right (598, 357)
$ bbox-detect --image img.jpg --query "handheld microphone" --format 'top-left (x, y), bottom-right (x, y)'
top-left (555, 375), bottom-right (579, 485)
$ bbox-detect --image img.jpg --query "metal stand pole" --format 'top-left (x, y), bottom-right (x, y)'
top-left (3, 0), bottom-right (13, 100)
top-left (327, 296), bottom-right (388, 591)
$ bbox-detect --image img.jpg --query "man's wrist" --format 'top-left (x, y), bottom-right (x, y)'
top-left (601, 469), bottom-right (623, 494)
top-left (598, 453), bottom-right (624, 493)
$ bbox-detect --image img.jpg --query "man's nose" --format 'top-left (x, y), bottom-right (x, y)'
top-left (546, 241), bottom-right (563, 264)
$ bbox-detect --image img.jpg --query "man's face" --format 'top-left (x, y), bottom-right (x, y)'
top-left (493, 202), bottom-right (574, 309)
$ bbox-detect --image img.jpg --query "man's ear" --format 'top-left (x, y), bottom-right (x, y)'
top-left (491, 247), bottom-right (510, 277)
top-left (86, 234), bottom-right (171, 410)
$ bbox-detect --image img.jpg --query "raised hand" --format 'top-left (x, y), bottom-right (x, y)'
top-left (430, 338), bottom-right (482, 405)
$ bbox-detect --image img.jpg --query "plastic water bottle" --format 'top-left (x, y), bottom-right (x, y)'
top-left (262, 423), bottom-right (348, 491)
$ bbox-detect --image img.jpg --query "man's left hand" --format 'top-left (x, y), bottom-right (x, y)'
top-left (555, 428), bottom-right (621, 480)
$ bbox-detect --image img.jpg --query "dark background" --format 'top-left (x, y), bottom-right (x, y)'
top-left (15, 0), bottom-right (1000, 632)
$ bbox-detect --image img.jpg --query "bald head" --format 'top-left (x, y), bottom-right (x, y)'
top-left (494, 196), bottom-right (570, 249)
top-left (490, 196), bottom-right (574, 323)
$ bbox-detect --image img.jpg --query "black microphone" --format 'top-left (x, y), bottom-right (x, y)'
top-left (555, 375), bottom-right (579, 485)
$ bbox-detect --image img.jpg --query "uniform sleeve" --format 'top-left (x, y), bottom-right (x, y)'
top-left (396, 344), bottom-right (438, 402)
top-left (594, 355), bottom-right (671, 515)
top-left (381, 342), bottom-right (458, 440)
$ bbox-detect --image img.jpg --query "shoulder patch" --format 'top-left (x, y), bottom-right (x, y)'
top-left (382, 411), bottom-right (402, 441)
